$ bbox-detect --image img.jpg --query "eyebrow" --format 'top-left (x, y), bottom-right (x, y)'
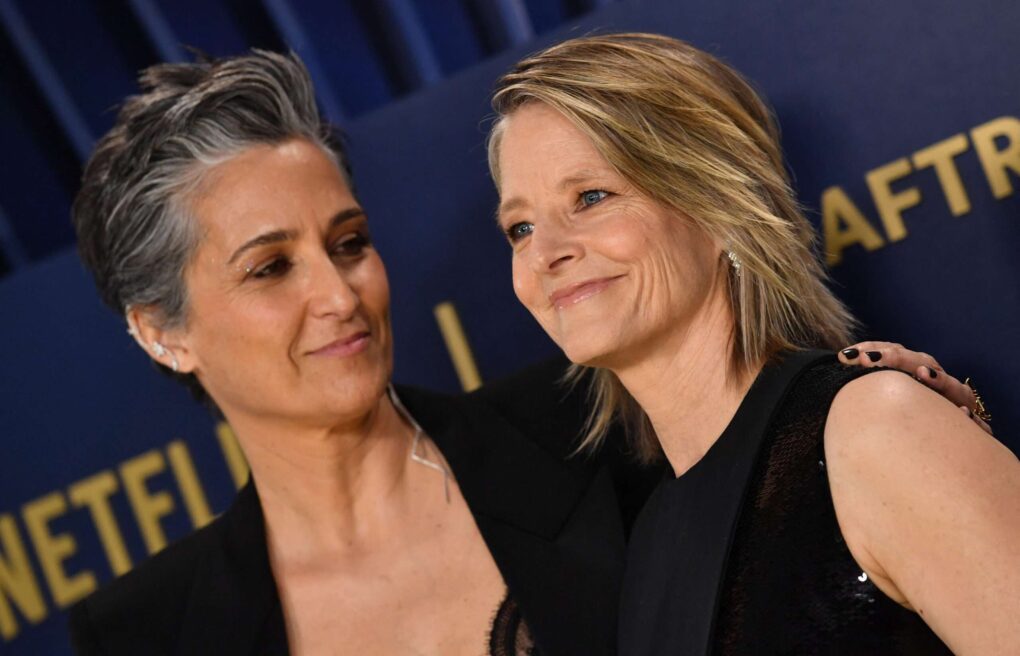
top-left (226, 207), bottom-right (366, 265)
top-left (496, 197), bottom-right (526, 225)
top-left (557, 171), bottom-right (602, 191)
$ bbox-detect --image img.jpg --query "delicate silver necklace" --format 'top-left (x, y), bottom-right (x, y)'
top-left (388, 385), bottom-right (451, 503)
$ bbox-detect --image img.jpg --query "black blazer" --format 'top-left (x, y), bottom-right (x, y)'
top-left (69, 358), bottom-right (661, 655)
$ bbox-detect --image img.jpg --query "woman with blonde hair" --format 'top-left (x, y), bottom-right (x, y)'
top-left (489, 33), bottom-right (1019, 654)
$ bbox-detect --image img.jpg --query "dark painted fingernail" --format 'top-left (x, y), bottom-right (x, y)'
top-left (928, 366), bottom-right (938, 379)
top-left (865, 351), bottom-right (882, 362)
top-left (841, 348), bottom-right (859, 359)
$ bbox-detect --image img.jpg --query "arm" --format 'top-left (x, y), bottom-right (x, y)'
top-left (825, 371), bottom-right (1020, 653)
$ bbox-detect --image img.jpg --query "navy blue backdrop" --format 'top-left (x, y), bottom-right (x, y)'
top-left (1, 0), bottom-right (1018, 652)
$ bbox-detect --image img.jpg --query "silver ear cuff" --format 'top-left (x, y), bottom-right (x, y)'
top-left (151, 342), bottom-right (180, 372)
top-left (726, 250), bottom-right (742, 275)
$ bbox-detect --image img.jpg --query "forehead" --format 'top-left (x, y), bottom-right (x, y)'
top-left (498, 103), bottom-right (611, 185)
top-left (188, 140), bottom-right (354, 239)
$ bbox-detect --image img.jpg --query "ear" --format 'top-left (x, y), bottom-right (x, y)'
top-left (125, 305), bottom-right (198, 374)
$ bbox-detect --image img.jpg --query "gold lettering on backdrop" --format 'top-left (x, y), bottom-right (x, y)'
top-left (821, 187), bottom-right (886, 266)
top-left (166, 441), bottom-right (214, 529)
top-left (120, 450), bottom-right (175, 554)
top-left (1, 426), bottom-right (246, 642)
top-left (822, 115), bottom-right (1018, 266)
top-left (972, 116), bottom-right (1020, 199)
top-left (864, 158), bottom-right (920, 242)
top-left (22, 493), bottom-right (96, 608)
top-left (216, 423), bottom-right (249, 490)
top-left (0, 514), bottom-right (46, 640)
top-left (67, 471), bottom-right (132, 576)
top-left (434, 301), bottom-right (483, 392)
top-left (912, 133), bottom-right (971, 216)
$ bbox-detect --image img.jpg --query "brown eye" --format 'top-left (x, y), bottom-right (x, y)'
top-left (331, 232), bottom-right (371, 257)
top-left (252, 256), bottom-right (292, 279)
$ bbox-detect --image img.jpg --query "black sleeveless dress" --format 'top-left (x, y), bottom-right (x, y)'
top-left (618, 351), bottom-right (953, 655)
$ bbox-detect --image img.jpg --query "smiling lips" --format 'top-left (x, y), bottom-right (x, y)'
top-left (308, 331), bottom-right (371, 357)
top-left (549, 276), bottom-right (624, 309)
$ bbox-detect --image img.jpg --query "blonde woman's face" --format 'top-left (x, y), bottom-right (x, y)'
top-left (496, 103), bottom-right (722, 369)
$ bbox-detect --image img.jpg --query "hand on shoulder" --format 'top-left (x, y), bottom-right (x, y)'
top-left (824, 370), bottom-right (1020, 654)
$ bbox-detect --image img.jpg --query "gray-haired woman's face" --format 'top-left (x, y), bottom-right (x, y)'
top-left (495, 103), bottom-right (723, 370)
top-left (168, 139), bottom-right (393, 425)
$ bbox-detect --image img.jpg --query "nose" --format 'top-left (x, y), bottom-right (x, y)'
top-left (528, 218), bottom-right (583, 274)
top-left (304, 252), bottom-right (360, 320)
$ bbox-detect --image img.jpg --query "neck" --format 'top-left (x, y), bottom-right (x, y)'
top-left (224, 390), bottom-right (429, 558)
top-left (612, 289), bottom-right (761, 477)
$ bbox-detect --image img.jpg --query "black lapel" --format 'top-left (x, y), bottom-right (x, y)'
top-left (174, 480), bottom-right (288, 656)
top-left (397, 384), bottom-right (627, 656)
top-left (397, 384), bottom-right (594, 538)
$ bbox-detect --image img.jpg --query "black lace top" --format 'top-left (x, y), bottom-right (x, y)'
top-left (489, 593), bottom-right (538, 656)
top-left (618, 351), bottom-right (953, 655)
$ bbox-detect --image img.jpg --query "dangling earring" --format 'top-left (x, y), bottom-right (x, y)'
top-left (152, 342), bottom-right (180, 372)
top-left (726, 249), bottom-right (742, 276)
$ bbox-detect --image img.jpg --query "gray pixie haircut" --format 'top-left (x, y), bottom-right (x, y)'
top-left (72, 49), bottom-right (346, 328)
top-left (73, 50), bottom-right (348, 387)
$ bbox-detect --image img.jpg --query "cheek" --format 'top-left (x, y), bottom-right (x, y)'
top-left (187, 277), bottom-right (290, 347)
top-left (646, 224), bottom-right (719, 308)
top-left (180, 295), bottom-right (299, 407)
top-left (511, 257), bottom-right (542, 313)
top-left (593, 206), bottom-right (659, 261)
top-left (195, 293), bottom-right (300, 364)
top-left (605, 229), bottom-right (650, 263)
top-left (355, 254), bottom-right (391, 313)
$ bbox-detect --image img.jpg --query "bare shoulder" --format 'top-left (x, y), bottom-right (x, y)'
top-left (824, 368), bottom-right (1017, 535)
top-left (825, 369), bottom-right (1012, 469)
top-left (823, 369), bottom-right (1020, 652)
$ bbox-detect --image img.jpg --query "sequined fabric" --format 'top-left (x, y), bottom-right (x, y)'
top-left (618, 354), bottom-right (953, 656)
top-left (713, 360), bottom-right (952, 654)
top-left (489, 593), bottom-right (538, 656)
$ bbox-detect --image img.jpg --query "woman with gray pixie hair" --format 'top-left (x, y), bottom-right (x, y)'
top-left (69, 50), bottom-right (652, 656)
top-left (489, 32), bottom-right (1019, 654)
top-left (68, 48), bottom-right (974, 655)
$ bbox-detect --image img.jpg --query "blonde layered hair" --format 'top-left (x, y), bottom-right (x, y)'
top-left (487, 33), bottom-right (856, 463)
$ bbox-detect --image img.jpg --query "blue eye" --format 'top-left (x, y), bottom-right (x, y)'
top-left (580, 189), bottom-right (608, 207)
top-left (506, 222), bottom-right (534, 243)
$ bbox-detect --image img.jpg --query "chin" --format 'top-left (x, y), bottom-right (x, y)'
top-left (545, 307), bottom-right (626, 362)
top-left (311, 372), bottom-right (389, 421)
top-left (313, 350), bottom-right (392, 406)
top-left (558, 335), bottom-right (620, 368)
